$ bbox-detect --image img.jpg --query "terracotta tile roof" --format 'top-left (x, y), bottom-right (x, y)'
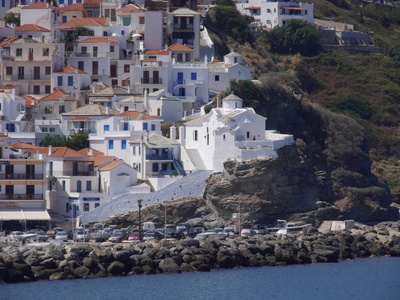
top-left (0, 37), bottom-right (19, 48)
top-left (78, 148), bottom-right (104, 156)
top-left (68, 117), bottom-right (91, 122)
top-left (39, 90), bottom-right (67, 101)
top-left (83, 0), bottom-right (102, 4)
top-left (141, 58), bottom-right (157, 62)
top-left (0, 86), bottom-right (17, 90)
top-left (99, 161), bottom-right (124, 171)
top-left (37, 147), bottom-right (89, 158)
top-left (10, 142), bottom-right (39, 150)
top-left (57, 17), bottom-right (108, 28)
top-left (117, 4), bottom-right (141, 11)
top-left (79, 37), bottom-right (119, 44)
top-left (24, 95), bottom-right (38, 108)
top-left (0, 132), bottom-right (7, 137)
top-left (21, 2), bottom-right (60, 10)
top-left (118, 12), bottom-right (132, 16)
top-left (168, 43), bottom-right (194, 52)
top-left (60, 3), bottom-right (83, 11)
top-left (89, 155), bottom-right (115, 166)
top-left (16, 24), bottom-right (51, 32)
top-left (145, 50), bottom-right (170, 56)
top-left (116, 111), bottom-right (161, 121)
top-left (53, 66), bottom-right (89, 75)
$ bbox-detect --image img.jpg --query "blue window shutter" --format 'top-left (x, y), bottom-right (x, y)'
top-left (151, 124), bottom-right (155, 131)
top-left (68, 76), bottom-right (73, 86)
top-left (58, 76), bottom-right (63, 86)
top-left (109, 140), bottom-right (114, 149)
top-left (104, 125), bottom-right (109, 131)
top-left (191, 72), bottom-right (197, 80)
top-left (122, 140), bottom-right (127, 149)
top-left (143, 123), bottom-right (148, 130)
top-left (123, 123), bottom-right (129, 130)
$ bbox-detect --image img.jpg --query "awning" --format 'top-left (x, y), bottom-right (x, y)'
top-left (0, 209), bottom-right (25, 221)
top-left (22, 209), bottom-right (51, 221)
top-left (0, 208), bottom-right (50, 221)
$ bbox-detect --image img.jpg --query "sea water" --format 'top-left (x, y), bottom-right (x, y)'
top-left (1, 257), bottom-right (399, 300)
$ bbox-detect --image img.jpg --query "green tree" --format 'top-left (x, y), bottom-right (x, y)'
top-left (63, 26), bottom-right (91, 52)
top-left (215, 0), bottom-right (235, 6)
top-left (68, 131), bottom-right (89, 150)
top-left (262, 20), bottom-right (322, 56)
top-left (4, 13), bottom-right (20, 27)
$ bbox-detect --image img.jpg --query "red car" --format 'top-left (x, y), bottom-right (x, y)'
top-left (128, 232), bottom-right (140, 241)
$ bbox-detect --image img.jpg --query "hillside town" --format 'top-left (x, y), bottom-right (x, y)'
top-left (0, 0), bottom-right (300, 232)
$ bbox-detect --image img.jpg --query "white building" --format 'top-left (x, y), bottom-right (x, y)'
top-left (176, 93), bottom-right (294, 171)
top-left (89, 110), bottom-right (162, 163)
top-left (208, 52), bottom-right (251, 93)
top-left (52, 66), bottom-right (91, 101)
top-left (236, 0), bottom-right (314, 29)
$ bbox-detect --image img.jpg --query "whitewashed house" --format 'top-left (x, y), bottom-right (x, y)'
top-left (89, 110), bottom-right (162, 163)
top-left (15, 24), bottom-right (53, 43)
top-left (56, 17), bottom-right (110, 41)
top-left (52, 66), bottom-right (91, 101)
top-left (208, 52), bottom-right (251, 93)
top-left (236, 0), bottom-right (314, 29)
top-left (176, 93), bottom-right (294, 171)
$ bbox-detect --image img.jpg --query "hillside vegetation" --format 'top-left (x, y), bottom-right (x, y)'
top-left (204, 1), bottom-right (400, 203)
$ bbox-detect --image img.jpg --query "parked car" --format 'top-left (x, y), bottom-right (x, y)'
top-left (55, 231), bottom-right (69, 242)
top-left (128, 232), bottom-right (141, 241)
top-left (9, 231), bottom-right (24, 241)
top-left (74, 230), bottom-right (89, 242)
top-left (46, 229), bottom-right (57, 239)
top-left (108, 230), bottom-right (128, 243)
top-left (222, 227), bottom-right (235, 238)
top-left (164, 224), bottom-right (175, 236)
top-left (64, 229), bottom-right (73, 240)
top-left (143, 231), bottom-right (164, 241)
top-left (240, 229), bottom-right (253, 237)
top-left (36, 231), bottom-right (48, 242)
top-left (188, 227), bottom-right (205, 238)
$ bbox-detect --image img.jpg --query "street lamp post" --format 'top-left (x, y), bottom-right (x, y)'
top-left (138, 199), bottom-right (143, 241)
top-left (164, 201), bottom-right (167, 240)
top-left (238, 199), bottom-right (241, 236)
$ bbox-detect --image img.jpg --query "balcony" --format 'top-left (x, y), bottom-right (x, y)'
top-left (3, 74), bottom-right (51, 81)
top-left (59, 171), bottom-right (97, 177)
top-left (146, 153), bottom-right (174, 160)
top-left (0, 174), bottom-right (44, 180)
top-left (173, 24), bottom-right (194, 31)
top-left (140, 78), bottom-right (163, 84)
top-left (0, 194), bottom-right (43, 200)
top-left (141, 61), bottom-right (163, 67)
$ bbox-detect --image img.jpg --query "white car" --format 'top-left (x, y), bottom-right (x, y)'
top-left (55, 231), bottom-right (69, 242)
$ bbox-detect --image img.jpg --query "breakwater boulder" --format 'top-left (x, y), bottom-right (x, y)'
top-left (1, 222), bottom-right (400, 284)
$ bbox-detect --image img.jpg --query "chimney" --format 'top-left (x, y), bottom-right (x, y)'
top-left (146, 130), bottom-right (149, 141)
top-left (216, 93), bottom-right (221, 108)
top-left (179, 126), bottom-right (185, 144)
top-left (92, 85), bottom-right (95, 93)
top-left (128, 86), bottom-right (131, 93)
top-left (89, 148), bottom-right (93, 156)
top-left (12, 88), bottom-right (16, 99)
top-left (48, 145), bottom-right (52, 156)
top-left (106, 106), bottom-right (109, 115)
top-left (170, 125), bottom-right (176, 140)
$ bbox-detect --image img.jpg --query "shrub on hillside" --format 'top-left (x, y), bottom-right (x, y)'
top-left (329, 94), bottom-right (373, 120)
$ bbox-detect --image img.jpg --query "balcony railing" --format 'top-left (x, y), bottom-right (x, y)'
top-left (173, 24), bottom-right (194, 31)
top-left (55, 171), bottom-right (97, 177)
top-left (3, 74), bottom-right (51, 81)
top-left (0, 174), bottom-right (43, 180)
top-left (140, 78), bottom-right (163, 84)
top-left (0, 194), bottom-right (43, 200)
top-left (146, 153), bottom-right (174, 160)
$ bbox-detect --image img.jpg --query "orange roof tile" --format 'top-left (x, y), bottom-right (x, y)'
top-left (54, 66), bottom-right (89, 75)
top-left (89, 155), bottom-right (115, 166)
top-left (32, 147), bottom-right (89, 158)
top-left (117, 4), bottom-right (141, 11)
top-left (60, 3), bottom-right (83, 11)
top-left (10, 142), bottom-right (39, 149)
top-left (0, 37), bottom-right (19, 48)
top-left (84, 0), bottom-right (102, 4)
top-left (145, 50), bottom-right (170, 56)
top-left (99, 161), bottom-right (124, 171)
top-left (16, 24), bottom-right (51, 32)
top-left (116, 111), bottom-right (161, 121)
top-left (168, 43), bottom-right (194, 52)
top-left (39, 90), bottom-right (67, 101)
top-left (0, 132), bottom-right (7, 137)
top-left (79, 37), bottom-right (119, 44)
top-left (118, 12), bottom-right (132, 16)
top-left (57, 17), bottom-right (108, 28)
top-left (68, 117), bottom-right (91, 121)
top-left (141, 58), bottom-right (157, 62)
top-left (78, 148), bottom-right (104, 156)
top-left (22, 2), bottom-right (60, 10)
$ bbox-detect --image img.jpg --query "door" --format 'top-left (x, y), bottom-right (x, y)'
top-left (177, 72), bottom-right (183, 84)
top-left (26, 165), bottom-right (35, 179)
top-left (5, 185), bottom-right (13, 199)
top-left (92, 61), bottom-right (98, 75)
top-left (77, 180), bottom-right (82, 193)
top-left (110, 64), bottom-right (117, 77)
top-left (18, 67), bottom-right (24, 79)
top-left (153, 71), bottom-right (159, 84)
top-left (179, 88), bottom-right (185, 97)
top-left (34, 66), bottom-right (40, 80)
top-left (5, 164), bottom-right (13, 179)
top-left (152, 163), bottom-right (158, 173)
top-left (93, 46), bottom-right (98, 57)
top-left (143, 71), bottom-right (149, 84)
top-left (28, 48), bottom-right (33, 61)
top-left (181, 17), bottom-right (187, 30)
top-left (26, 185), bottom-right (34, 199)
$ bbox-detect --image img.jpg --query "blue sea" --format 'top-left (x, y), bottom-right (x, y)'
top-left (1, 257), bottom-right (400, 300)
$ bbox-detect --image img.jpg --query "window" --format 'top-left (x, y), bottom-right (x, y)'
top-left (78, 61), bottom-right (84, 71)
top-left (191, 72), bottom-right (197, 80)
top-left (84, 203), bottom-right (89, 211)
top-left (45, 66), bottom-right (51, 75)
top-left (109, 140), bottom-right (114, 149)
top-left (45, 85), bottom-right (51, 94)
top-left (86, 181), bottom-right (92, 191)
top-left (104, 125), bottom-right (110, 132)
top-left (49, 128), bottom-right (55, 132)
top-left (247, 131), bottom-right (250, 139)
top-left (16, 48), bottom-right (22, 56)
top-left (124, 64), bottom-right (130, 73)
top-left (77, 180), bottom-right (82, 192)
top-left (58, 76), bottom-right (63, 86)
top-left (33, 86), bottom-right (40, 94)
top-left (111, 79), bottom-right (118, 86)
top-left (123, 123), bottom-right (129, 131)
top-left (194, 130), bottom-right (198, 141)
top-left (43, 48), bottom-right (49, 56)
top-left (215, 75), bottom-right (219, 81)
top-left (68, 76), bottom-right (73, 86)
top-left (143, 123), bottom-right (148, 130)
top-left (110, 46), bottom-right (114, 53)
top-left (6, 67), bottom-right (12, 75)
top-left (81, 46), bottom-right (87, 54)
top-left (92, 61), bottom-right (98, 75)
top-left (151, 124), bottom-right (156, 131)
top-left (41, 128), bottom-right (48, 132)
top-left (121, 140), bottom-right (127, 149)
top-left (138, 146), bottom-right (141, 155)
top-left (132, 146), bottom-right (136, 155)
top-left (49, 162), bottom-right (53, 176)
top-left (18, 67), bottom-right (24, 79)
top-left (62, 180), bottom-right (66, 191)
top-left (66, 203), bottom-right (69, 212)
top-left (139, 16), bottom-right (145, 24)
